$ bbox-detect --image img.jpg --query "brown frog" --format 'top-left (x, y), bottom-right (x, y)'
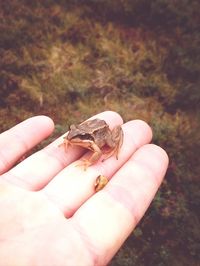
top-left (61, 118), bottom-right (123, 169)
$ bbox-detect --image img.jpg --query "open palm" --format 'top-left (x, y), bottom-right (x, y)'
top-left (0, 111), bottom-right (168, 266)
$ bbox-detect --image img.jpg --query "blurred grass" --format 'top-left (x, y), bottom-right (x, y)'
top-left (0, 1), bottom-right (200, 265)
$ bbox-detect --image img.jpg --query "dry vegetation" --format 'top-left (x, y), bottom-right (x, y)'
top-left (0, 0), bottom-right (200, 265)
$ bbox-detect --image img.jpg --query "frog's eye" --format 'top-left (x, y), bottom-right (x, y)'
top-left (73, 134), bottom-right (94, 141)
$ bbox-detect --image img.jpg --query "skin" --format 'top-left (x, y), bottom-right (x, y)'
top-left (0, 111), bottom-right (169, 266)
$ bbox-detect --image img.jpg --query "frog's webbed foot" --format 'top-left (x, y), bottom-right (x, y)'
top-left (76, 148), bottom-right (102, 171)
top-left (76, 159), bottom-right (92, 171)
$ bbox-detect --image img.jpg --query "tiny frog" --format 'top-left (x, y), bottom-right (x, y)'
top-left (61, 118), bottom-right (123, 169)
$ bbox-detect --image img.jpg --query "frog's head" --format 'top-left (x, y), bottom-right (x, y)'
top-left (66, 124), bottom-right (93, 143)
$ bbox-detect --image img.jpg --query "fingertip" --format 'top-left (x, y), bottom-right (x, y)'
top-left (95, 111), bottom-right (123, 125)
top-left (20, 116), bottom-right (55, 138)
top-left (133, 119), bottom-right (153, 139)
top-left (29, 115), bottom-right (55, 130)
top-left (145, 144), bottom-right (169, 166)
top-left (122, 119), bottom-right (153, 149)
top-left (0, 116), bottom-right (54, 174)
top-left (132, 143), bottom-right (169, 185)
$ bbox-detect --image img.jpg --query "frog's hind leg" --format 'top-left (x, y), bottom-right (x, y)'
top-left (103, 125), bottom-right (124, 161)
top-left (77, 142), bottom-right (102, 170)
top-left (114, 125), bottom-right (124, 159)
top-left (101, 147), bottom-right (117, 162)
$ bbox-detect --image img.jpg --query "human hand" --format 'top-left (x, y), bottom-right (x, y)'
top-left (0, 111), bottom-right (168, 266)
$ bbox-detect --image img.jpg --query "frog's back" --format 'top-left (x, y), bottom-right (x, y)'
top-left (79, 118), bottom-right (108, 133)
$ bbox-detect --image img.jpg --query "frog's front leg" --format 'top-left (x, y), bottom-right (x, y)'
top-left (59, 137), bottom-right (69, 152)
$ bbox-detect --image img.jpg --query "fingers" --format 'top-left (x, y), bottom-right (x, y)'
top-left (0, 116), bottom-right (54, 175)
top-left (42, 119), bottom-right (152, 217)
top-left (69, 144), bottom-right (169, 266)
top-left (3, 111), bottom-right (123, 190)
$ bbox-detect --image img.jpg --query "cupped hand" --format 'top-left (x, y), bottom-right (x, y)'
top-left (0, 111), bottom-right (168, 266)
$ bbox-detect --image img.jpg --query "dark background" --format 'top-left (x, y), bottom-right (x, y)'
top-left (0, 1), bottom-right (200, 265)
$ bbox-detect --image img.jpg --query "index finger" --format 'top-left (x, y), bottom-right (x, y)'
top-left (0, 116), bottom-right (54, 175)
top-left (3, 111), bottom-right (123, 190)
top-left (69, 144), bottom-right (169, 265)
